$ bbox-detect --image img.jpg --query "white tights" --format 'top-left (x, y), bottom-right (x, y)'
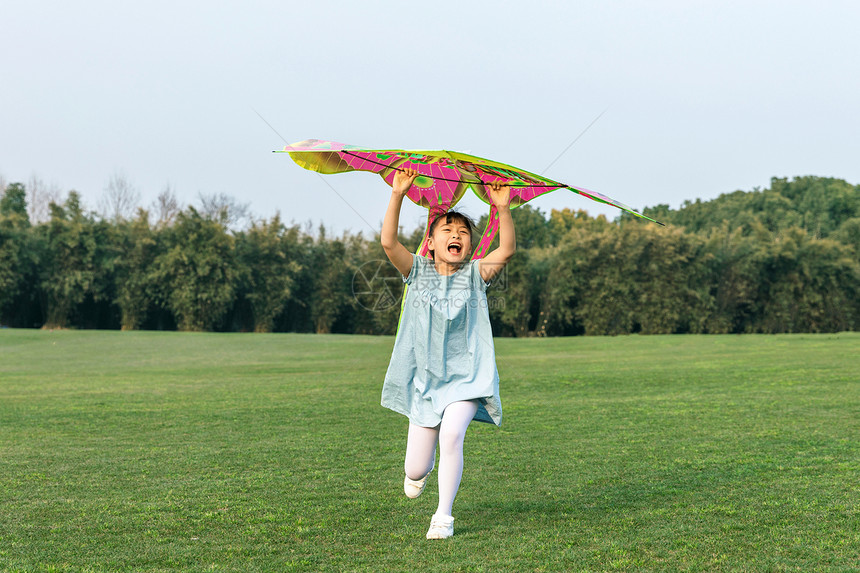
top-left (403, 400), bottom-right (479, 518)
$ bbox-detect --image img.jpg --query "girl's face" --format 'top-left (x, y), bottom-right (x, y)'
top-left (428, 218), bottom-right (472, 265)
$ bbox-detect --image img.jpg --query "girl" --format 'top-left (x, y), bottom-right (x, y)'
top-left (380, 168), bottom-right (515, 539)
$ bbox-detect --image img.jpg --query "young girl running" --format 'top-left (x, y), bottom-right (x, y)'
top-left (380, 168), bottom-right (515, 539)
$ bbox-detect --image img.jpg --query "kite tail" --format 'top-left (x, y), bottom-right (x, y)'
top-left (471, 205), bottom-right (499, 260)
top-left (418, 210), bottom-right (435, 258)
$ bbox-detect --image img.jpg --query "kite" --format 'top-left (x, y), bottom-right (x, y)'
top-left (277, 139), bottom-right (663, 259)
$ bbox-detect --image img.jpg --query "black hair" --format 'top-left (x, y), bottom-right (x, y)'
top-left (427, 211), bottom-right (476, 260)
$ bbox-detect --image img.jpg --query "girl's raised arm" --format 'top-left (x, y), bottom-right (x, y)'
top-left (381, 168), bottom-right (419, 277)
top-left (479, 181), bottom-right (516, 283)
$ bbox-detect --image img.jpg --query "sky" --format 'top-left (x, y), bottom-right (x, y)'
top-left (2, 0), bottom-right (858, 235)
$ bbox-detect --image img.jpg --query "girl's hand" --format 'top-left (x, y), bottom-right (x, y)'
top-left (487, 180), bottom-right (512, 209)
top-left (392, 168), bottom-right (419, 196)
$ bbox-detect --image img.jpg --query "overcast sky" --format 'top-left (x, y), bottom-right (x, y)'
top-left (2, 0), bottom-right (858, 234)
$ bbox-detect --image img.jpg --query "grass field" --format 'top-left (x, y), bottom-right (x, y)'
top-left (1, 330), bottom-right (858, 572)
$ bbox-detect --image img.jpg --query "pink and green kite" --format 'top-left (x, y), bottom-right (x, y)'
top-left (278, 139), bottom-right (663, 259)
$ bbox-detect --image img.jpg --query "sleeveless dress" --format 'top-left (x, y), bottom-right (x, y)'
top-left (381, 254), bottom-right (502, 427)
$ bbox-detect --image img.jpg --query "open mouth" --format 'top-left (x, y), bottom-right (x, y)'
top-left (447, 243), bottom-right (462, 255)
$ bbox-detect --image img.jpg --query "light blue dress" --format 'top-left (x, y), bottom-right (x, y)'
top-left (381, 254), bottom-right (502, 427)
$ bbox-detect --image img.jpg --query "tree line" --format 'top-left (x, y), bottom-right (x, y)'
top-left (1, 176), bottom-right (857, 335)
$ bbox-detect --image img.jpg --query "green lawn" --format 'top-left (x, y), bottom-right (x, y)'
top-left (1, 330), bottom-right (858, 572)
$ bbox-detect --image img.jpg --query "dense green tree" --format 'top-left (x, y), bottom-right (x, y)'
top-left (771, 176), bottom-right (859, 236)
top-left (545, 224), bottom-right (713, 336)
top-left (489, 248), bottom-right (535, 337)
top-left (348, 235), bottom-right (407, 336)
top-left (833, 217), bottom-right (860, 254)
top-left (234, 216), bottom-right (302, 332)
top-left (541, 227), bottom-right (601, 335)
top-left (641, 176), bottom-right (860, 241)
top-left (307, 227), bottom-right (359, 334)
top-left (476, 204), bottom-right (577, 254)
top-left (152, 207), bottom-right (236, 331)
top-left (0, 183), bottom-right (34, 323)
top-left (509, 204), bottom-right (552, 249)
top-left (629, 225), bottom-right (712, 334)
top-left (750, 227), bottom-right (859, 333)
top-left (697, 224), bottom-right (761, 333)
top-left (39, 192), bottom-right (112, 328)
top-left (0, 182), bottom-right (29, 221)
top-left (564, 227), bottom-right (638, 335)
top-left (114, 210), bottom-right (160, 330)
top-left (547, 208), bottom-right (612, 244)
top-left (488, 246), bottom-right (558, 337)
top-left (1, 171), bottom-right (858, 335)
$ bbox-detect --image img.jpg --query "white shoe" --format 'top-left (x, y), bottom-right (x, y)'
top-left (404, 472), bottom-right (430, 499)
top-left (426, 514), bottom-right (454, 539)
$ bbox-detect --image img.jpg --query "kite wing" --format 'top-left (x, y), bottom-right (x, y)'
top-left (278, 139), bottom-right (663, 259)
